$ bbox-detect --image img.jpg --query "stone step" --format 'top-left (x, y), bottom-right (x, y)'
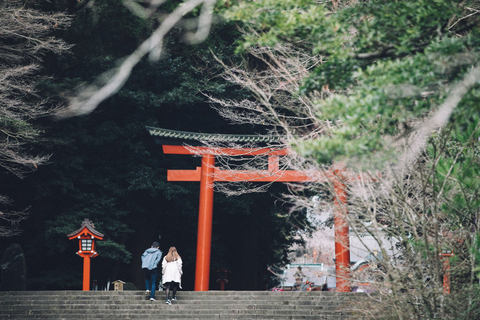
top-left (0, 302), bottom-right (347, 309)
top-left (0, 296), bottom-right (359, 303)
top-left (0, 290), bottom-right (357, 296)
top-left (0, 291), bottom-right (353, 296)
top-left (0, 293), bottom-right (360, 302)
top-left (0, 302), bottom-right (351, 310)
top-left (0, 315), bottom-right (350, 320)
top-left (0, 313), bottom-right (360, 319)
top-left (0, 296), bottom-right (350, 303)
top-left (0, 291), bottom-right (369, 320)
top-left (2, 312), bottom-right (347, 318)
top-left (2, 309), bottom-right (348, 315)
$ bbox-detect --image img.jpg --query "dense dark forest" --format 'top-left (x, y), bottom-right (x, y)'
top-left (0, 0), bottom-right (307, 291)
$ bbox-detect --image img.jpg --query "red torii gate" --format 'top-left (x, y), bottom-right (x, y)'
top-left (147, 127), bottom-right (353, 292)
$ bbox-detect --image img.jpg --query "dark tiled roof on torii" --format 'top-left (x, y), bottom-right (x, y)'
top-left (67, 219), bottom-right (105, 239)
top-left (145, 126), bottom-right (282, 144)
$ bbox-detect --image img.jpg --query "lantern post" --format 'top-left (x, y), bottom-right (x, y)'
top-left (216, 266), bottom-right (231, 291)
top-left (67, 219), bottom-right (104, 291)
top-left (439, 249), bottom-right (454, 294)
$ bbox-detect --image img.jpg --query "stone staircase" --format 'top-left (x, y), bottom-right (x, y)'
top-left (0, 290), bottom-right (370, 319)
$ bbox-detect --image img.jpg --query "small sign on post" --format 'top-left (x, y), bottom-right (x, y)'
top-left (113, 280), bottom-right (125, 291)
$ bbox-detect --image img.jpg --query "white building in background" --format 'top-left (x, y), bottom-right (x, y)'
top-left (281, 263), bottom-right (327, 288)
top-left (278, 208), bottom-right (398, 290)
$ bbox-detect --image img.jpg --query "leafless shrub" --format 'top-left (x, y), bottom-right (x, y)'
top-left (208, 43), bottom-right (326, 140)
top-left (341, 130), bottom-right (480, 319)
top-left (0, 195), bottom-right (28, 237)
top-left (0, 0), bottom-right (71, 236)
top-left (0, 0), bottom-right (71, 177)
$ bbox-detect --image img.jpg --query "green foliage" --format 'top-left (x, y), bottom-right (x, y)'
top-left (224, 0), bottom-right (480, 166)
top-left (222, 0), bottom-right (332, 51)
top-left (474, 235), bottom-right (480, 278)
top-left (0, 244), bottom-right (26, 291)
top-left (64, 0), bottom-right (149, 59)
top-left (96, 240), bottom-right (132, 263)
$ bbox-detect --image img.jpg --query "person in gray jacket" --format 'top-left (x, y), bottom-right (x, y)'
top-left (141, 242), bottom-right (162, 301)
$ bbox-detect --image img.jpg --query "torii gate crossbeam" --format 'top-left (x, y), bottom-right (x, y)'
top-left (162, 145), bottom-right (351, 292)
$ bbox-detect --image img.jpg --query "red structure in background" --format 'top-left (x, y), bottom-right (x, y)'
top-left (161, 144), bottom-right (354, 292)
top-left (439, 249), bottom-right (455, 294)
top-left (216, 266), bottom-right (232, 291)
top-left (67, 219), bottom-right (104, 291)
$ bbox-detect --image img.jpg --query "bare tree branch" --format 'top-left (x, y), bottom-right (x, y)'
top-left (397, 65), bottom-right (480, 172)
top-left (55, 0), bottom-right (217, 119)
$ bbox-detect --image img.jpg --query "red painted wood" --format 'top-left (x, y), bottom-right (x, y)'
top-left (69, 226), bottom-right (103, 292)
top-left (268, 155), bottom-right (280, 172)
top-left (443, 260), bottom-right (451, 294)
top-left (167, 164), bottom-right (331, 183)
top-left (168, 167), bottom-right (201, 181)
top-left (168, 168), bottom-right (321, 182)
top-left (195, 154), bottom-right (215, 291)
top-left (83, 256), bottom-right (90, 291)
top-left (333, 169), bottom-right (350, 292)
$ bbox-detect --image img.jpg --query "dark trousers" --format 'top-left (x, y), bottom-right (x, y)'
top-left (143, 268), bottom-right (158, 299)
top-left (164, 281), bottom-right (178, 300)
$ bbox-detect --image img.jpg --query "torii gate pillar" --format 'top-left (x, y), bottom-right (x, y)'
top-left (333, 169), bottom-right (350, 292)
top-left (196, 154), bottom-right (215, 291)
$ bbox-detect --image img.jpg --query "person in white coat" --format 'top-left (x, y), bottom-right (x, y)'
top-left (162, 247), bottom-right (182, 305)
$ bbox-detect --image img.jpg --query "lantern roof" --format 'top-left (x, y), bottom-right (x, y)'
top-left (67, 219), bottom-right (105, 240)
top-left (145, 126), bottom-right (282, 146)
top-left (112, 280), bottom-right (126, 284)
top-left (216, 266), bottom-right (231, 273)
